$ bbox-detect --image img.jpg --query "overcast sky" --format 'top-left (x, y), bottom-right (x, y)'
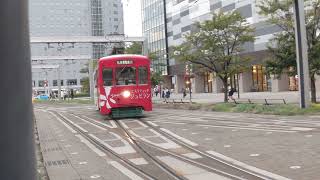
top-left (122, 0), bottom-right (142, 37)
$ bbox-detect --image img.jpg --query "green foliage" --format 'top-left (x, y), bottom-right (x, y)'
top-left (151, 71), bottom-right (163, 86)
top-left (211, 103), bottom-right (320, 115)
top-left (125, 42), bottom-right (142, 54)
top-left (148, 52), bottom-right (165, 86)
top-left (171, 11), bottom-right (255, 102)
top-left (257, 0), bottom-right (320, 102)
top-left (80, 77), bottom-right (90, 93)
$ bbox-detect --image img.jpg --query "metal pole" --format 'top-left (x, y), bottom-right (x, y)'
top-left (89, 60), bottom-right (94, 101)
top-left (0, 0), bottom-right (36, 179)
top-left (237, 74), bottom-right (240, 99)
top-left (293, 0), bottom-right (310, 108)
top-left (57, 67), bottom-right (61, 101)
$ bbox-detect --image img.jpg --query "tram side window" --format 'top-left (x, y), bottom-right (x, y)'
top-left (139, 67), bottom-right (148, 85)
top-left (103, 68), bottom-right (113, 86)
top-left (116, 67), bottom-right (136, 85)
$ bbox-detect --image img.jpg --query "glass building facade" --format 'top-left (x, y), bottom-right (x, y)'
top-left (142, 0), bottom-right (168, 75)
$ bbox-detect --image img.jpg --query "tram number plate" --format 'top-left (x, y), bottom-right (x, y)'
top-left (117, 60), bottom-right (133, 65)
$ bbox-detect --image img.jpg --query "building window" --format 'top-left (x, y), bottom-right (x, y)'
top-left (289, 75), bottom-right (299, 91)
top-left (139, 67), bottom-right (148, 85)
top-left (67, 79), bottom-right (77, 85)
top-left (116, 67), bottom-right (136, 85)
top-left (103, 68), bottom-right (113, 86)
top-left (38, 80), bottom-right (45, 87)
top-left (53, 80), bottom-right (64, 86)
top-left (252, 65), bottom-right (270, 92)
top-left (204, 72), bottom-right (212, 93)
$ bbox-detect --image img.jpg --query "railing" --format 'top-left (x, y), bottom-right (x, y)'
top-left (232, 98), bottom-right (287, 105)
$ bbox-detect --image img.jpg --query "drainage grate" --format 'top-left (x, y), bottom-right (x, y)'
top-left (42, 146), bottom-right (62, 153)
top-left (45, 159), bottom-right (70, 167)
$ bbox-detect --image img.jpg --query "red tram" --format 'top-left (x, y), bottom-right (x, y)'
top-left (94, 55), bottom-right (152, 118)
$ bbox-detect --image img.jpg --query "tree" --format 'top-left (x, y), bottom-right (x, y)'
top-left (148, 53), bottom-right (164, 86)
top-left (79, 60), bottom-right (98, 93)
top-left (172, 11), bottom-right (255, 102)
top-left (258, 0), bottom-right (320, 103)
top-left (125, 42), bottom-right (142, 54)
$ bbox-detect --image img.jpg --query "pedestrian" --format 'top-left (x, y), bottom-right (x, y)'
top-left (154, 87), bottom-right (159, 97)
top-left (228, 88), bottom-right (236, 101)
top-left (166, 88), bottom-right (171, 98)
top-left (182, 88), bottom-right (187, 98)
top-left (70, 89), bottom-right (74, 99)
top-left (162, 89), bottom-right (165, 99)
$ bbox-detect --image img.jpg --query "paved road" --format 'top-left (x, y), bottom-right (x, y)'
top-left (34, 103), bottom-right (320, 180)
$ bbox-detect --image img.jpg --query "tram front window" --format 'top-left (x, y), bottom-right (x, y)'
top-left (103, 68), bottom-right (113, 86)
top-left (116, 67), bottom-right (136, 85)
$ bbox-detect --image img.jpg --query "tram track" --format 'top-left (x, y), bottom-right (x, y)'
top-left (69, 112), bottom-right (271, 180)
top-left (57, 109), bottom-right (290, 180)
top-left (137, 118), bottom-right (290, 180)
top-left (52, 110), bottom-right (184, 180)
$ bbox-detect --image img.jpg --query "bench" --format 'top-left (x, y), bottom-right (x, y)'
top-left (164, 98), bottom-right (191, 104)
top-left (232, 98), bottom-right (286, 105)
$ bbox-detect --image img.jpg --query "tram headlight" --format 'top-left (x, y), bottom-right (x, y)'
top-left (122, 90), bottom-right (131, 98)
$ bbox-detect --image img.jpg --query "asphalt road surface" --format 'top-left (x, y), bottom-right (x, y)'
top-left (34, 103), bottom-right (320, 180)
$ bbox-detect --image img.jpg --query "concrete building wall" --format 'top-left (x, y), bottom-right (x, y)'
top-left (271, 74), bottom-right (290, 92)
top-left (165, 0), bottom-right (291, 93)
top-left (30, 0), bottom-right (124, 92)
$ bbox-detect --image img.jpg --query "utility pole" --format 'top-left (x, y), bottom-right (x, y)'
top-left (57, 67), bottom-right (62, 101)
top-left (293, 0), bottom-right (310, 108)
top-left (89, 60), bottom-right (94, 101)
top-left (0, 0), bottom-right (36, 179)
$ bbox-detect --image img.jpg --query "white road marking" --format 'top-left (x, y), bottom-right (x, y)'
top-left (79, 161), bottom-right (88, 165)
top-left (290, 127), bottom-right (313, 131)
top-left (204, 138), bottom-right (212, 141)
top-left (203, 126), bottom-right (209, 129)
top-left (82, 115), bottom-right (117, 128)
top-left (290, 166), bottom-right (301, 169)
top-left (71, 152), bottom-right (78, 155)
top-left (109, 161), bottom-right (144, 180)
top-left (146, 121), bottom-right (159, 127)
top-left (48, 111), bottom-right (77, 133)
top-left (249, 154), bottom-right (260, 157)
top-left (90, 175), bottom-right (101, 179)
top-left (119, 121), bottom-right (129, 129)
top-left (206, 151), bottom-right (291, 180)
top-left (157, 156), bottom-right (231, 180)
top-left (135, 120), bottom-right (148, 128)
top-left (60, 139), bottom-right (65, 142)
top-left (191, 132), bottom-right (199, 135)
top-left (224, 145), bottom-right (231, 148)
top-left (89, 133), bottom-right (136, 154)
top-left (266, 132), bottom-right (273, 134)
top-left (232, 129), bottom-right (238, 132)
top-left (182, 153), bottom-right (202, 159)
top-left (75, 134), bottom-right (106, 157)
top-left (71, 114), bottom-right (107, 131)
top-left (305, 135), bottom-right (313, 138)
top-left (129, 129), bottom-right (181, 149)
top-left (182, 129), bottom-right (188, 131)
top-left (65, 144), bottom-right (72, 148)
top-left (58, 113), bottom-right (88, 133)
top-left (160, 128), bottom-right (198, 147)
top-left (129, 158), bottom-right (148, 165)
top-left (196, 124), bottom-right (296, 133)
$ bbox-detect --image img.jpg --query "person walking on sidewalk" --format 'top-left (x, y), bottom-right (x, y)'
top-left (182, 88), bottom-right (187, 98)
top-left (228, 88), bottom-right (236, 101)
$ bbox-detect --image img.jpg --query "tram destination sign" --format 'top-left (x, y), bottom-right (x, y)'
top-left (117, 60), bottom-right (133, 65)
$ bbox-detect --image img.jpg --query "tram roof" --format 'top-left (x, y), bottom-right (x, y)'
top-left (99, 54), bottom-right (149, 61)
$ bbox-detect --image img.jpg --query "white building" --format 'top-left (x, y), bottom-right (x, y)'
top-left (29, 0), bottom-right (124, 93)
